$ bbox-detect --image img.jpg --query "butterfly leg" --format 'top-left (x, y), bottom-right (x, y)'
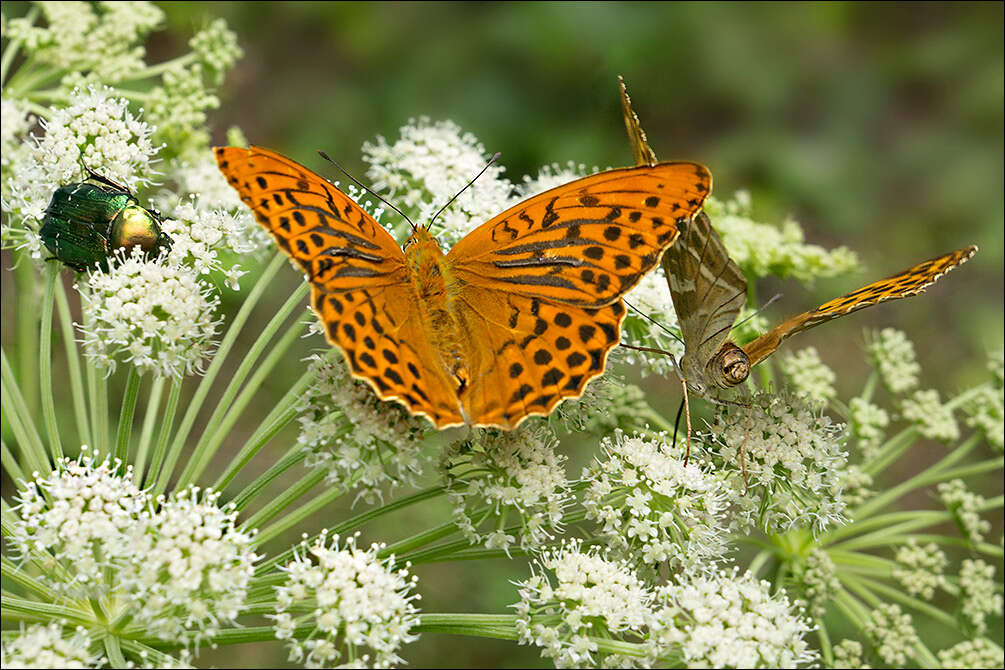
top-left (680, 375), bottom-right (693, 466)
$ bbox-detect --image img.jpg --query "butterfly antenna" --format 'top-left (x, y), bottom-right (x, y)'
top-left (427, 152), bottom-right (502, 230)
top-left (317, 150), bottom-right (417, 232)
top-left (623, 298), bottom-right (686, 346)
top-left (730, 292), bottom-right (783, 334)
top-left (672, 396), bottom-right (685, 449)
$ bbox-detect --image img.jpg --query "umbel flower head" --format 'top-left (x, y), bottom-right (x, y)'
top-left (10, 451), bottom-right (259, 650)
top-left (581, 430), bottom-right (730, 572)
top-left (0, 623), bottom-right (102, 669)
top-left (77, 246), bottom-right (222, 378)
top-left (707, 391), bottom-right (849, 535)
top-left (271, 531), bottom-right (421, 669)
top-left (442, 425), bottom-right (571, 551)
top-left (299, 352), bottom-right (429, 504)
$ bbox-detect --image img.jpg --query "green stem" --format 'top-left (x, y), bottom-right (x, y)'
top-left (102, 635), bottom-right (127, 668)
top-left (2, 440), bottom-right (27, 484)
top-left (153, 252), bottom-right (287, 497)
top-left (256, 486), bottom-right (447, 574)
top-left (54, 279), bottom-right (90, 446)
top-left (133, 376), bottom-right (164, 476)
top-left (862, 424), bottom-right (919, 477)
top-left (142, 377), bottom-right (182, 488)
top-left (177, 285), bottom-right (309, 488)
top-left (15, 258), bottom-right (39, 422)
top-left (854, 434), bottom-right (986, 521)
top-left (231, 446), bottom-right (307, 512)
top-left (113, 368), bottom-right (141, 463)
top-left (0, 7), bottom-right (39, 85)
top-left (94, 372), bottom-right (109, 455)
top-left (1, 349), bottom-right (49, 474)
top-left (213, 370), bottom-right (312, 492)
top-left (242, 469), bottom-right (326, 533)
top-left (38, 262), bottom-right (63, 460)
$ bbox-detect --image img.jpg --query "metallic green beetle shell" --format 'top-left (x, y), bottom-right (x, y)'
top-left (40, 176), bottom-right (172, 272)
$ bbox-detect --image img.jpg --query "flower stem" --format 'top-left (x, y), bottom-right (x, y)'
top-left (54, 279), bottom-right (90, 446)
top-left (133, 376), bottom-right (164, 476)
top-left (213, 369), bottom-right (313, 493)
top-left (15, 258), bottom-right (40, 421)
top-left (177, 284), bottom-right (309, 488)
top-left (38, 262), bottom-right (63, 460)
top-left (153, 251), bottom-right (287, 497)
top-left (0, 6), bottom-right (38, 85)
top-left (1, 349), bottom-right (49, 474)
top-left (113, 367), bottom-right (141, 463)
top-left (142, 376), bottom-right (182, 488)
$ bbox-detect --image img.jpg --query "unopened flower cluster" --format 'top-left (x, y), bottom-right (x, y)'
top-left (10, 451), bottom-right (259, 649)
top-left (271, 531), bottom-right (421, 668)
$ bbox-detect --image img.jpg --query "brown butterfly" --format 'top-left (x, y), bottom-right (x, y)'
top-left (216, 144), bottom-right (711, 430)
top-left (618, 77), bottom-right (977, 452)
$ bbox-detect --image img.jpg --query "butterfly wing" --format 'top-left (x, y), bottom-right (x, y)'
top-left (618, 78), bottom-right (747, 380)
top-left (215, 146), bottom-right (465, 427)
top-left (454, 287), bottom-right (626, 428)
top-left (742, 245), bottom-right (978, 366)
top-left (661, 211), bottom-right (748, 371)
top-left (447, 162), bottom-right (712, 307)
top-left (619, 76), bottom-right (658, 167)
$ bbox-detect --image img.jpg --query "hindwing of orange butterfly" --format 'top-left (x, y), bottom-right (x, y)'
top-left (216, 145), bottom-right (711, 428)
top-left (618, 77), bottom-right (978, 396)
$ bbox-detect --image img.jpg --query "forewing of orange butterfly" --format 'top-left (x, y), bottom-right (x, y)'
top-left (216, 143), bottom-right (712, 429)
top-left (742, 245), bottom-right (979, 367)
top-left (215, 146), bottom-right (466, 428)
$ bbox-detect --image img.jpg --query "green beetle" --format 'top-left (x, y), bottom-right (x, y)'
top-left (40, 171), bottom-right (172, 272)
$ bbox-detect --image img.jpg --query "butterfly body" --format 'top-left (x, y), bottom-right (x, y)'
top-left (216, 145), bottom-right (711, 429)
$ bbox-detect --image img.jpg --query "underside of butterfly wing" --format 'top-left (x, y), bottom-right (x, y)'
top-left (661, 211), bottom-right (748, 382)
top-left (742, 245), bottom-right (979, 366)
top-left (619, 76), bottom-right (658, 167)
top-left (448, 162), bottom-right (712, 308)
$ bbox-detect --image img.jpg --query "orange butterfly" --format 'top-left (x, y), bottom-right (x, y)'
top-left (216, 145), bottom-right (711, 429)
top-left (618, 77), bottom-right (977, 450)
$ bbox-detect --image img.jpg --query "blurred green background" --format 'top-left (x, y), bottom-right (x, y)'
top-left (162, 1), bottom-right (1002, 391)
top-left (6, 2), bottom-right (1003, 667)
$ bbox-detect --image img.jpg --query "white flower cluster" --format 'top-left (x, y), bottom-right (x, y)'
top-left (620, 266), bottom-right (685, 377)
top-left (10, 452), bottom-right (258, 649)
top-left (0, 623), bottom-right (102, 669)
top-left (891, 540), bottom-right (947, 600)
top-left (517, 161), bottom-right (592, 198)
top-left (121, 487), bottom-right (260, 646)
top-left (362, 117), bottom-right (515, 244)
top-left (581, 430), bottom-right (729, 571)
top-left (848, 397), bottom-right (889, 461)
top-left (513, 539), bottom-right (655, 668)
top-left (272, 531), bottom-right (421, 669)
top-left (867, 328), bottom-right (921, 394)
top-left (837, 464), bottom-right (874, 508)
top-left (703, 191), bottom-right (858, 282)
top-left (159, 199), bottom-right (257, 290)
top-left (11, 450), bottom-right (150, 597)
top-left (709, 392), bottom-right (848, 534)
top-left (3, 87), bottom-right (157, 256)
top-left (937, 478), bottom-right (991, 544)
top-left (443, 426), bottom-right (570, 551)
top-left (779, 347), bottom-right (837, 406)
top-left (78, 246), bottom-right (221, 378)
top-left (299, 353), bottom-right (429, 504)
top-left (959, 558), bottom-right (1003, 635)
top-left (862, 603), bottom-right (918, 667)
top-left (652, 568), bottom-right (818, 668)
top-left (900, 388), bottom-right (960, 442)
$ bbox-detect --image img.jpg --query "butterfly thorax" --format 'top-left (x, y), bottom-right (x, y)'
top-left (403, 228), bottom-right (470, 389)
